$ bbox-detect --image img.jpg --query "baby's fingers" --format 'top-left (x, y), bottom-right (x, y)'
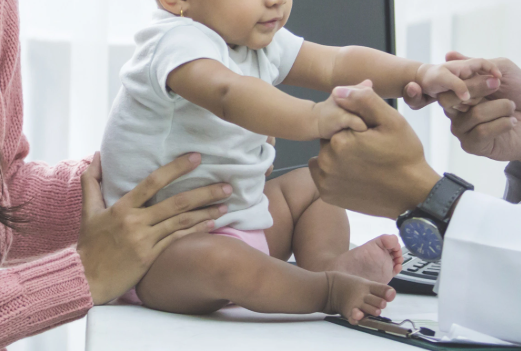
top-left (439, 72), bottom-right (471, 102)
top-left (461, 58), bottom-right (502, 79)
top-left (341, 113), bottom-right (368, 133)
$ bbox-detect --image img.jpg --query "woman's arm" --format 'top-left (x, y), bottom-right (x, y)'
top-left (1, 153), bottom-right (233, 348)
top-left (3, 157), bottom-right (91, 265)
top-left (0, 248), bottom-right (93, 349)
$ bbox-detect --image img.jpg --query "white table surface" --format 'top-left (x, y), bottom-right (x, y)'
top-left (86, 293), bottom-right (437, 351)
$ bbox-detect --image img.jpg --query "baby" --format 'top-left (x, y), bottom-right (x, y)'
top-left (101, 0), bottom-right (501, 321)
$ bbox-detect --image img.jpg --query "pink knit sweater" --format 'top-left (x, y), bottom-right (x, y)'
top-left (0, 0), bottom-right (93, 348)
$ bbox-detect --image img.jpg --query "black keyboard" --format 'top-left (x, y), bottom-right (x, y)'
top-left (389, 248), bottom-right (440, 295)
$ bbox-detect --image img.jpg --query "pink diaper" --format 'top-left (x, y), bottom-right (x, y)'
top-left (210, 226), bottom-right (270, 256)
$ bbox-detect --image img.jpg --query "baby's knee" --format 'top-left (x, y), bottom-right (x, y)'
top-left (273, 168), bottom-right (320, 210)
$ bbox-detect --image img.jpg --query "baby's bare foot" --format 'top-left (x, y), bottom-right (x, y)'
top-left (328, 235), bottom-right (404, 284)
top-left (323, 271), bottom-right (396, 324)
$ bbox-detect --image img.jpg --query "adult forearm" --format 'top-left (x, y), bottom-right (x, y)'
top-left (4, 157), bottom-right (91, 265)
top-left (331, 46), bottom-right (421, 99)
top-left (221, 76), bottom-right (318, 140)
top-left (0, 249), bottom-right (93, 349)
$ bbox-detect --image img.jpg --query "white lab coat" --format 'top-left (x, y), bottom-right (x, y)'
top-left (439, 161), bottom-right (521, 343)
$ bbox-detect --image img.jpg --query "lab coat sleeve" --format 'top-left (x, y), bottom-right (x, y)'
top-left (438, 191), bottom-right (521, 344)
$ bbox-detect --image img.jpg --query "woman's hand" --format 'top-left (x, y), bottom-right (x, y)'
top-left (77, 152), bottom-right (232, 305)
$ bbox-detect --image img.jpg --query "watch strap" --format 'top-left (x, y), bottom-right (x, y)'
top-left (419, 173), bottom-right (474, 222)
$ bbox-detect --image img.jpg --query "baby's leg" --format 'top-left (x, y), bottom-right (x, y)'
top-left (136, 233), bottom-right (395, 320)
top-left (264, 168), bottom-right (403, 284)
top-left (264, 168), bottom-right (351, 265)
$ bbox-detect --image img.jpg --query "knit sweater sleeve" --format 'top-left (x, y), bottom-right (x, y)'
top-left (0, 248), bottom-right (93, 349)
top-left (4, 157), bottom-right (91, 265)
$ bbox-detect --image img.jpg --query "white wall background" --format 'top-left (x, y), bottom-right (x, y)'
top-left (9, 0), bottom-right (520, 350)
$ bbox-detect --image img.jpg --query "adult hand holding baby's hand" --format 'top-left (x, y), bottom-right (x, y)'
top-left (439, 52), bottom-right (521, 161)
top-left (445, 52), bottom-right (521, 109)
top-left (77, 152), bottom-right (232, 305)
top-left (313, 84), bottom-right (370, 139)
top-left (309, 80), bottom-right (441, 219)
top-left (406, 52), bottom-right (521, 162)
top-left (414, 58), bottom-right (502, 103)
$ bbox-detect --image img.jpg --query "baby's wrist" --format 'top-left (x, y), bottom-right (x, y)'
top-left (310, 102), bottom-right (325, 140)
top-left (414, 63), bottom-right (434, 87)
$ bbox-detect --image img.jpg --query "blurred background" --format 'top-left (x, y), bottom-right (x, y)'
top-left (9, 0), bottom-right (521, 350)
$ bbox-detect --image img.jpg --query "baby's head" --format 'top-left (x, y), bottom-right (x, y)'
top-left (157, 0), bottom-right (292, 50)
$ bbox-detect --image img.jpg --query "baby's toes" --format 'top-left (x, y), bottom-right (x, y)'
top-left (393, 254), bottom-right (404, 264)
top-left (370, 283), bottom-right (396, 302)
top-left (365, 294), bottom-right (387, 310)
top-left (391, 245), bottom-right (404, 259)
top-left (360, 303), bottom-right (381, 317)
top-left (349, 308), bottom-right (365, 324)
top-left (393, 261), bottom-right (403, 275)
top-left (380, 234), bottom-right (401, 252)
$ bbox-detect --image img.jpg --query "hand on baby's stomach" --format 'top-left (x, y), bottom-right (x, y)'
top-left (415, 58), bottom-right (502, 103)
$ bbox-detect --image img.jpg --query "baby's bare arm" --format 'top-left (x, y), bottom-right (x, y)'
top-left (168, 58), bottom-right (368, 140)
top-left (284, 42), bottom-right (501, 104)
top-left (283, 41), bottom-right (421, 99)
top-left (167, 59), bottom-right (321, 141)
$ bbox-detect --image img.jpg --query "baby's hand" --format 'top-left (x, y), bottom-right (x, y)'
top-left (415, 58), bottom-right (502, 102)
top-left (315, 86), bottom-right (370, 139)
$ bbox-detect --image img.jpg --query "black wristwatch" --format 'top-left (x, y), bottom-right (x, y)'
top-left (397, 173), bottom-right (474, 261)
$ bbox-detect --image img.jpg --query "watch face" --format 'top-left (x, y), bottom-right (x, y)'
top-left (399, 218), bottom-right (443, 261)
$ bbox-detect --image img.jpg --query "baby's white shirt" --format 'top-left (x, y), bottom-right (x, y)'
top-left (101, 10), bottom-right (304, 230)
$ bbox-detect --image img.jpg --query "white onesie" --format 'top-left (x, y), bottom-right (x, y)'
top-left (101, 10), bottom-right (304, 230)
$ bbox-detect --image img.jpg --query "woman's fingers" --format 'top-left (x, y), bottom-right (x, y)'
top-left (144, 183), bottom-right (233, 225)
top-left (119, 153), bottom-right (202, 209)
top-left (80, 152), bottom-right (105, 217)
top-left (153, 204), bottom-right (227, 241)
